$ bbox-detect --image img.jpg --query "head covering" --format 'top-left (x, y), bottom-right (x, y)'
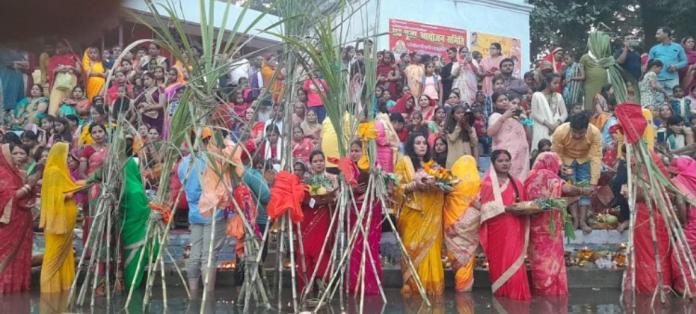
top-left (240, 139), bottom-right (257, 160)
top-left (40, 143), bottom-right (82, 234)
top-left (670, 157), bottom-right (696, 205)
top-left (390, 94), bottom-right (415, 115)
top-left (531, 152), bottom-right (562, 174)
top-left (192, 127), bottom-right (212, 140)
top-left (542, 47), bottom-right (564, 73)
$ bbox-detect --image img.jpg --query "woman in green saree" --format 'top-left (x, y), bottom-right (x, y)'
top-left (120, 156), bottom-right (152, 290)
top-left (11, 84), bottom-right (48, 128)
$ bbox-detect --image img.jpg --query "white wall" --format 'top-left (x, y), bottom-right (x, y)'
top-left (340, 0), bottom-right (533, 72)
top-left (123, 0), bottom-right (281, 42)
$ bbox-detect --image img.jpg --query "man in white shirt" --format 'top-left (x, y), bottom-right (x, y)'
top-left (229, 52), bottom-right (250, 86)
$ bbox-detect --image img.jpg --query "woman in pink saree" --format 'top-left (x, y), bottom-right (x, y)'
top-left (524, 152), bottom-right (590, 296)
top-left (480, 43), bottom-right (505, 96)
top-left (479, 149), bottom-right (531, 300)
top-left (670, 157), bottom-right (696, 258)
top-left (487, 92), bottom-right (531, 180)
top-left (347, 141), bottom-right (382, 295)
top-left (78, 124), bottom-right (110, 253)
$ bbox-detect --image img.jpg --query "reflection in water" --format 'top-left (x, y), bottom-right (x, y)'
top-left (8, 288), bottom-right (696, 313)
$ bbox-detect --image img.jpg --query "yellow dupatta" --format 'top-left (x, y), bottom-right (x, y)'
top-left (40, 143), bottom-right (82, 234)
top-left (82, 49), bottom-right (105, 101)
top-left (444, 156), bottom-right (481, 292)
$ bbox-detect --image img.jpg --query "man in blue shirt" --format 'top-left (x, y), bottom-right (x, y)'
top-left (648, 26), bottom-right (687, 103)
top-left (614, 40), bottom-right (642, 81)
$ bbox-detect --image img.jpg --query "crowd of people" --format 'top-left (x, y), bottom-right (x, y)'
top-left (0, 23), bottom-right (695, 304)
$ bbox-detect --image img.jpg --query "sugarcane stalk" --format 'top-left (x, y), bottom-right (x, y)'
top-left (637, 177), bottom-right (667, 303)
top-left (300, 198), bottom-right (341, 301)
top-left (160, 238), bottom-right (168, 311)
top-left (287, 213), bottom-right (299, 312)
top-left (276, 214), bottom-right (286, 309)
top-left (165, 247), bottom-right (191, 298)
top-left (106, 202), bottom-right (112, 301)
top-left (90, 213), bottom-right (106, 307)
top-left (200, 208), bottom-right (218, 314)
top-left (296, 222), bottom-right (309, 288)
top-left (656, 188), bottom-right (696, 298)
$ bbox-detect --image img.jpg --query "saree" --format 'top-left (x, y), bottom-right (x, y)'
top-left (48, 52), bottom-right (79, 115)
top-left (348, 164), bottom-right (382, 295)
top-left (377, 61), bottom-right (397, 99)
top-left (394, 156), bottom-right (445, 295)
top-left (489, 113), bottom-right (530, 180)
top-left (404, 64), bottom-right (425, 98)
top-left (138, 86), bottom-right (165, 131)
top-left (0, 144), bottom-right (33, 294)
top-left (524, 152), bottom-right (568, 296)
top-left (291, 138), bottom-right (314, 164)
top-left (480, 55), bottom-right (504, 95)
top-left (0, 49), bottom-right (26, 110)
top-left (590, 94), bottom-right (612, 131)
top-left (296, 172), bottom-right (337, 292)
top-left (530, 92), bottom-right (567, 153)
top-left (625, 151), bottom-right (693, 296)
top-left (375, 113), bottom-right (400, 173)
top-left (82, 49), bottom-right (105, 101)
top-left (452, 60), bottom-right (479, 105)
top-left (15, 96), bottom-right (49, 126)
top-left (82, 145), bottom-right (109, 252)
top-left (563, 62), bottom-right (584, 106)
top-left (40, 143), bottom-right (82, 293)
top-left (670, 158), bottom-right (696, 262)
top-left (479, 169), bottom-right (531, 301)
top-left (443, 156), bottom-right (481, 292)
top-left (579, 54), bottom-right (609, 111)
top-left (120, 158), bottom-right (153, 290)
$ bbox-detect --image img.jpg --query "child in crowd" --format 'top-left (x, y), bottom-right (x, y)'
top-left (562, 52), bottom-right (584, 106)
top-left (406, 111), bottom-right (428, 137)
top-left (472, 107), bottom-right (490, 156)
top-left (382, 90), bottom-right (396, 110)
top-left (565, 103), bottom-right (584, 122)
top-left (484, 76), bottom-right (505, 117)
top-left (530, 138), bottom-right (552, 167)
top-left (671, 85), bottom-right (691, 126)
top-left (666, 115), bottom-right (694, 151)
top-left (40, 114), bottom-right (56, 146)
top-left (421, 62), bottom-right (442, 105)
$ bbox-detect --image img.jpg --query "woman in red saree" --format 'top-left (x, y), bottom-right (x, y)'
top-left (291, 126), bottom-right (314, 164)
top-left (377, 51), bottom-right (398, 100)
top-left (542, 47), bottom-right (564, 93)
top-left (390, 94), bottom-right (416, 122)
top-left (524, 152), bottom-right (591, 296)
top-left (78, 124), bottom-right (110, 254)
top-left (0, 144), bottom-right (39, 294)
top-left (296, 150), bottom-right (337, 293)
top-left (347, 141), bottom-right (382, 295)
top-left (624, 151), bottom-right (694, 296)
top-left (479, 149), bottom-right (531, 300)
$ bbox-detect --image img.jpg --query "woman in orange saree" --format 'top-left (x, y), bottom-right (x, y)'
top-left (479, 149), bottom-right (531, 300)
top-left (395, 133), bottom-right (445, 296)
top-left (40, 143), bottom-right (84, 293)
top-left (82, 47), bottom-right (106, 101)
top-left (443, 155), bottom-right (481, 292)
top-left (0, 144), bottom-right (39, 294)
top-left (524, 152), bottom-right (590, 296)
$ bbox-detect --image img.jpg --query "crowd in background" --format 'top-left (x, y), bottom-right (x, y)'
top-left (0, 24), bottom-right (695, 302)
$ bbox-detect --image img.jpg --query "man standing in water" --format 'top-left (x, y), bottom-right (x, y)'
top-left (552, 113), bottom-right (602, 234)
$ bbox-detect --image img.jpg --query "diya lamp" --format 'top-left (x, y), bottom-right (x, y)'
top-left (578, 247), bottom-right (594, 261)
top-left (613, 243), bottom-right (627, 267)
top-left (219, 261), bottom-right (236, 270)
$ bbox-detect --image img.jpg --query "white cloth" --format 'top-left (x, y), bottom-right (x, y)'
top-left (229, 58), bottom-right (250, 85)
top-left (530, 91), bottom-right (567, 151)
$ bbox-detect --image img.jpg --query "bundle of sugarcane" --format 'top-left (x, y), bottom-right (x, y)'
top-left (614, 104), bottom-right (696, 308)
top-left (267, 3), bottom-right (434, 313)
top-left (114, 1), bottom-right (284, 312)
top-left (68, 116), bottom-right (130, 307)
top-left (587, 32), bottom-right (640, 104)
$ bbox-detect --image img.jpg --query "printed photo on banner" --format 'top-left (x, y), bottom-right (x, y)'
top-left (470, 31), bottom-right (522, 77)
top-left (389, 19), bottom-right (467, 59)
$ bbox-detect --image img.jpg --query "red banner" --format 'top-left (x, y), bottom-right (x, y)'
top-left (389, 19), bottom-right (467, 59)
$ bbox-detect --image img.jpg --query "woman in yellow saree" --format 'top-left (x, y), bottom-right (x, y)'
top-left (40, 143), bottom-right (84, 293)
top-left (82, 47), bottom-right (106, 101)
top-left (395, 133), bottom-right (445, 296)
top-left (444, 156), bottom-right (481, 292)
